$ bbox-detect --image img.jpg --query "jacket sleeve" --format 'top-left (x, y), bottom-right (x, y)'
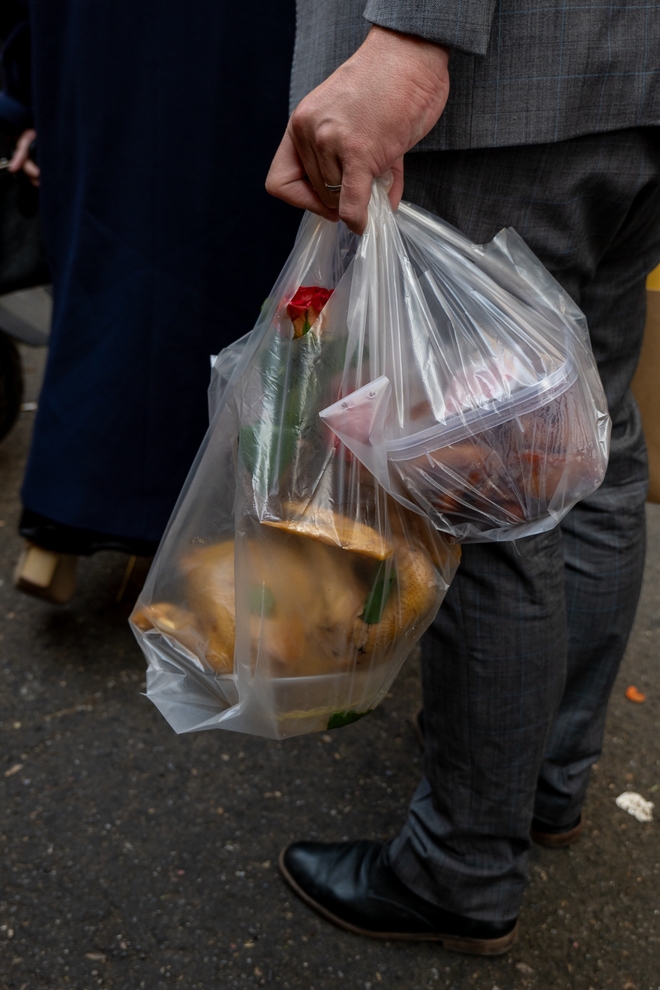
top-left (362, 0), bottom-right (497, 56)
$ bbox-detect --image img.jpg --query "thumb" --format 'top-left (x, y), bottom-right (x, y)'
top-left (266, 128), bottom-right (338, 219)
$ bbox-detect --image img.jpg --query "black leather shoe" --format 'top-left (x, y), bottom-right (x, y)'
top-left (279, 841), bottom-right (518, 954)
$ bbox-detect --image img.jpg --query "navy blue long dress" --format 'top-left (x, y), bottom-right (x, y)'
top-left (16, 1), bottom-right (300, 550)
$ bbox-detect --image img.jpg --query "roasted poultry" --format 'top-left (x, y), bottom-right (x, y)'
top-left (134, 504), bottom-right (453, 679)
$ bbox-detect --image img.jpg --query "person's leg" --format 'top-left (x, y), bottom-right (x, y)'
top-left (387, 532), bottom-right (567, 920)
top-left (388, 128), bottom-right (660, 919)
top-left (534, 183), bottom-right (657, 825)
top-left (533, 476), bottom-right (647, 829)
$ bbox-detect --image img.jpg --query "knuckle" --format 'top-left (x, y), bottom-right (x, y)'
top-left (314, 122), bottom-right (338, 155)
top-left (290, 105), bottom-right (311, 135)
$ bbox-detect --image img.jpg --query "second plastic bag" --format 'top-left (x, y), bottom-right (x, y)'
top-left (130, 200), bottom-right (461, 739)
top-left (320, 184), bottom-right (610, 541)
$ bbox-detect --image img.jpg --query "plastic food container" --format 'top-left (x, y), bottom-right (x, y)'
top-left (134, 507), bottom-right (459, 738)
top-left (141, 630), bottom-right (408, 738)
top-left (320, 193), bottom-right (610, 543)
top-left (384, 356), bottom-right (604, 540)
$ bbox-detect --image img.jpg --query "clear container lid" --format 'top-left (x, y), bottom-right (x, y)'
top-left (385, 355), bottom-right (578, 461)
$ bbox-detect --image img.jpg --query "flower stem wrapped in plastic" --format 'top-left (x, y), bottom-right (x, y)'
top-left (130, 198), bottom-right (461, 739)
top-left (320, 184), bottom-right (610, 542)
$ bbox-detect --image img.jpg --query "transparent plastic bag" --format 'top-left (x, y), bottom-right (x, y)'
top-left (208, 333), bottom-right (251, 423)
top-left (320, 184), bottom-right (610, 542)
top-left (130, 205), bottom-right (461, 739)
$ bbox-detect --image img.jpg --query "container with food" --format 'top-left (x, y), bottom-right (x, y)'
top-left (320, 191), bottom-right (610, 541)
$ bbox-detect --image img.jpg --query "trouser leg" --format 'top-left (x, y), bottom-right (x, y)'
top-left (533, 475), bottom-right (647, 826)
top-left (388, 128), bottom-right (660, 920)
top-left (388, 532), bottom-right (567, 921)
top-left (534, 237), bottom-right (652, 825)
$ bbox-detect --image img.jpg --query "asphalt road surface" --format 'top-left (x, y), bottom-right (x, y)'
top-left (0, 346), bottom-right (658, 990)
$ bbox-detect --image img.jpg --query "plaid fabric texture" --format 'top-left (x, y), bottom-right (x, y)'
top-left (384, 128), bottom-right (660, 921)
top-left (291, 0), bottom-right (660, 149)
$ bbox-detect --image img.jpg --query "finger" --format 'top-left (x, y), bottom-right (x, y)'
top-left (266, 130), bottom-right (339, 220)
top-left (336, 164), bottom-right (374, 235)
top-left (24, 160), bottom-right (40, 180)
top-left (275, 175), bottom-right (339, 218)
top-left (387, 158), bottom-right (405, 212)
top-left (9, 129), bottom-right (35, 172)
top-left (291, 131), bottom-right (343, 211)
top-left (309, 131), bottom-right (344, 209)
top-left (9, 145), bottom-right (28, 172)
top-left (289, 104), bottom-right (344, 210)
top-left (8, 152), bottom-right (26, 172)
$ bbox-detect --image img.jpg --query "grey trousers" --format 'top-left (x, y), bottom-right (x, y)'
top-left (388, 128), bottom-right (660, 922)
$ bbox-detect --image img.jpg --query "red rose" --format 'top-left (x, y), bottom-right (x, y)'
top-left (287, 286), bottom-right (333, 338)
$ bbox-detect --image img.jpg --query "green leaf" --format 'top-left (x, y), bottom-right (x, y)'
top-left (326, 709), bottom-right (374, 731)
top-left (360, 564), bottom-right (396, 625)
top-left (248, 584), bottom-right (275, 616)
top-left (238, 423), bottom-right (299, 491)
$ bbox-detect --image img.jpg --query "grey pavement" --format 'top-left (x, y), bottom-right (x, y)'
top-left (0, 345), bottom-right (658, 990)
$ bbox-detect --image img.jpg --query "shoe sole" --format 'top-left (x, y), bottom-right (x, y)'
top-left (278, 848), bottom-right (518, 955)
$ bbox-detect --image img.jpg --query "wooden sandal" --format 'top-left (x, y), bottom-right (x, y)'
top-left (14, 542), bottom-right (78, 604)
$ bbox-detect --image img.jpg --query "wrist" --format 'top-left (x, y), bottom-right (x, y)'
top-left (365, 25), bottom-right (450, 76)
top-left (355, 25), bottom-right (450, 127)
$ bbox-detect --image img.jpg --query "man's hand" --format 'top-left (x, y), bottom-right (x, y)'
top-left (266, 26), bottom-right (449, 234)
top-left (9, 128), bottom-right (40, 186)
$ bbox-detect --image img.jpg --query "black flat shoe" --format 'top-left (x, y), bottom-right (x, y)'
top-left (279, 840), bottom-right (518, 955)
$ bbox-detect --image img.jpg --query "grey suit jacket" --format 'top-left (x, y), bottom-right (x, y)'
top-left (291, 0), bottom-right (660, 150)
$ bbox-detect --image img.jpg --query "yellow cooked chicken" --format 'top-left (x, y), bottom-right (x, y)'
top-left (262, 502), bottom-right (393, 560)
top-left (353, 535), bottom-right (438, 656)
top-left (135, 508), bottom-right (450, 678)
top-left (242, 530), bottom-right (368, 676)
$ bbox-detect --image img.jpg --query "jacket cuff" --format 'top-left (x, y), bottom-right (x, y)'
top-left (363, 0), bottom-right (497, 56)
top-left (0, 92), bottom-right (33, 133)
